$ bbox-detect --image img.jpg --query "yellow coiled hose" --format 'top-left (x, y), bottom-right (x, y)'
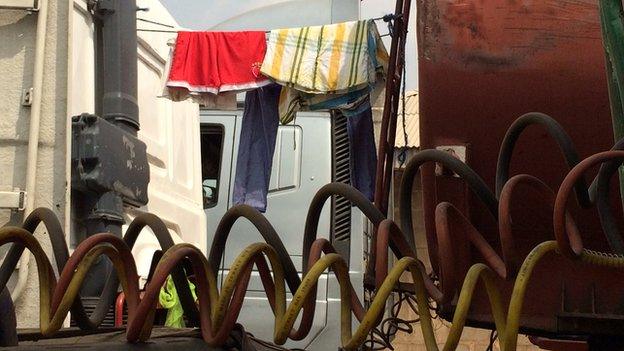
top-left (0, 213), bottom-right (624, 351)
top-left (8, 221), bottom-right (623, 351)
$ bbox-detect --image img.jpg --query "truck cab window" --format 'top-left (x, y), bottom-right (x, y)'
top-left (200, 125), bottom-right (224, 208)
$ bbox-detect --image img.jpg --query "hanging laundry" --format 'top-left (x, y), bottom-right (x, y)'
top-left (262, 20), bottom-right (389, 96)
top-left (233, 84), bottom-right (282, 213)
top-left (342, 97), bottom-right (377, 201)
top-left (277, 84), bottom-right (380, 125)
top-left (278, 88), bottom-right (378, 200)
top-left (304, 87), bottom-right (371, 112)
top-left (163, 31), bottom-right (271, 108)
top-left (263, 19), bottom-right (387, 199)
top-left (277, 88), bottom-right (303, 125)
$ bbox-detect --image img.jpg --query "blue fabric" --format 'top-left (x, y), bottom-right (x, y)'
top-left (344, 98), bottom-right (377, 201)
top-left (304, 90), bottom-right (378, 201)
top-left (233, 84), bottom-right (281, 212)
top-left (303, 87), bottom-right (371, 112)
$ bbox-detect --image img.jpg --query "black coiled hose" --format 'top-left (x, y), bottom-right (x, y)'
top-left (495, 112), bottom-right (591, 207)
top-left (400, 148), bottom-right (498, 253)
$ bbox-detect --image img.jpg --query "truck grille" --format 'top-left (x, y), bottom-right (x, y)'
top-left (331, 112), bottom-right (352, 245)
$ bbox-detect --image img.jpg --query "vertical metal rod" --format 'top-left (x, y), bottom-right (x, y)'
top-left (79, 0), bottom-right (141, 297)
top-left (93, 13), bottom-right (104, 117)
top-left (13, 0), bottom-right (50, 302)
top-left (368, 0), bottom-right (412, 287)
top-left (374, 0), bottom-right (411, 216)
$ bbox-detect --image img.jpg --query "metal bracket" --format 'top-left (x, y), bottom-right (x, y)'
top-left (72, 114), bottom-right (149, 207)
top-left (94, 0), bottom-right (115, 14)
top-left (0, 190), bottom-right (26, 210)
top-left (21, 88), bottom-right (33, 106)
top-left (435, 145), bottom-right (468, 177)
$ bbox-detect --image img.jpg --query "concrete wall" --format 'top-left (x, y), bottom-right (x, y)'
top-left (0, 1), bottom-right (70, 325)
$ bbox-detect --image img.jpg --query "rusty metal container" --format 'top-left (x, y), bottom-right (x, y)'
top-left (417, 0), bottom-right (624, 337)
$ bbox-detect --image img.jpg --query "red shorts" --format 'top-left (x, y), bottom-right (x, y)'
top-left (167, 31), bottom-right (270, 94)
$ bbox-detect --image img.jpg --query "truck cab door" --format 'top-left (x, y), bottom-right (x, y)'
top-left (200, 111), bottom-right (332, 349)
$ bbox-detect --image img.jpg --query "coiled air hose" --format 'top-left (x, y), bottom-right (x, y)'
top-left (554, 150), bottom-right (624, 258)
top-left (495, 112), bottom-right (590, 207)
top-left (4, 115), bottom-right (624, 350)
top-left (395, 135), bottom-right (624, 348)
top-left (395, 114), bottom-right (624, 337)
top-left (0, 208), bottom-right (200, 328)
top-left (0, 183), bottom-right (386, 344)
top-left (400, 113), bottom-right (590, 266)
top-left (208, 183), bottom-right (386, 339)
top-left (494, 112), bottom-right (624, 256)
top-left (587, 138), bottom-right (624, 254)
top-left (399, 114), bottom-right (624, 288)
top-left (493, 113), bottom-right (624, 256)
top-left (399, 148), bottom-right (498, 269)
top-left (5, 214), bottom-right (620, 351)
top-left (2, 161), bottom-right (624, 350)
top-left (0, 225), bottom-right (526, 350)
top-left (0, 183), bottom-right (400, 347)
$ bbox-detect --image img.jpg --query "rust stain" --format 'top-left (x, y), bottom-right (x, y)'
top-left (420, 0), bottom-right (600, 68)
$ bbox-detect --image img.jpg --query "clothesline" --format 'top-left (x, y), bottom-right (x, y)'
top-left (142, 27), bottom-right (393, 39)
top-left (164, 18), bottom-right (390, 209)
top-left (137, 17), bottom-right (175, 28)
top-left (137, 13), bottom-right (401, 35)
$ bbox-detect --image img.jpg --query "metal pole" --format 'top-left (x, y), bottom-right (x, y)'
top-left (99, 0), bottom-right (140, 135)
top-left (78, 0), bottom-right (143, 296)
top-left (373, 0), bottom-right (412, 217)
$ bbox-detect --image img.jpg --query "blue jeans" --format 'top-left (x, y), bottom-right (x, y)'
top-left (342, 99), bottom-right (377, 201)
top-left (233, 84), bottom-right (281, 212)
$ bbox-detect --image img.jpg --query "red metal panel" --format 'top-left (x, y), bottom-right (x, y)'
top-left (417, 0), bottom-right (624, 335)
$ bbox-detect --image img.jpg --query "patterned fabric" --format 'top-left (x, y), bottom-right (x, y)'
top-left (261, 20), bottom-right (388, 96)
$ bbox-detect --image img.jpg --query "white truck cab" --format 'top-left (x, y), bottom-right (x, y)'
top-left (200, 109), bottom-right (367, 350)
top-left (195, 3), bottom-right (371, 348)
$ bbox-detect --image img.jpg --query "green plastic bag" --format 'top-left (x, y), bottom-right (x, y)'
top-left (158, 276), bottom-right (197, 328)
